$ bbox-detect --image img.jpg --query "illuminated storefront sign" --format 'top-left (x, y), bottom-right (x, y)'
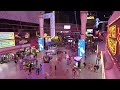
top-left (107, 38), bottom-right (117, 56)
top-left (0, 40), bottom-right (15, 48)
top-left (64, 25), bottom-right (71, 29)
top-left (107, 25), bottom-right (117, 56)
top-left (38, 38), bottom-right (44, 51)
top-left (0, 32), bottom-right (14, 40)
top-left (78, 40), bottom-right (85, 57)
top-left (109, 25), bottom-right (116, 38)
top-left (87, 16), bottom-right (94, 19)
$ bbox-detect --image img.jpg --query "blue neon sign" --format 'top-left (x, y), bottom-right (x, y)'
top-left (38, 38), bottom-right (44, 51)
top-left (78, 40), bottom-right (85, 57)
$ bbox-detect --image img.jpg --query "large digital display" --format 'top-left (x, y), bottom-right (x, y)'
top-left (78, 40), bottom-right (85, 57)
top-left (0, 40), bottom-right (15, 48)
top-left (38, 38), bottom-right (44, 51)
top-left (0, 32), bottom-right (15, 40)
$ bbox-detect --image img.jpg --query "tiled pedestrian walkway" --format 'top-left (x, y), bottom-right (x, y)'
top-left (0, 47), bottom-right (102, 79)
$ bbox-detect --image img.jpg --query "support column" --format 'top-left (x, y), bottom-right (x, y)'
top-left (50, 11), bottom-right (55, 38)
top-left (80, 11), bottom-right (88, 40)
top-left (38, 11), bottom-right (44, 65)
top-left (39, 11), bottom-right (44, 38)
top-left (80, 11), bottom-right (88, 63)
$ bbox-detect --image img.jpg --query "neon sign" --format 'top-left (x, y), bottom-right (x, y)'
top-left (107, 25), bottom-right (118, 56)
top-left (109, 25), bottom-right (116, 38)
top-left (107, 38), bottom-right (117, 56)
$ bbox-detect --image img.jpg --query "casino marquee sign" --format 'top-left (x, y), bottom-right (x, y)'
top-left (107, 25), bottom-right (120, 56)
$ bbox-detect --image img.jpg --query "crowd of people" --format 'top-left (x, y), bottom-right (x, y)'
top-left (10, 42), bottom-right (102, 79)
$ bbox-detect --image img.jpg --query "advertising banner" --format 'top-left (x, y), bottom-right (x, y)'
top-left (78, 40), bottom-right (85, 57)
top-left (0, 32), bottom-right (15, 40)
top-left (38, 38), bottom-right (44, 51)
top-left (0, 40), bottom-right (15, 48)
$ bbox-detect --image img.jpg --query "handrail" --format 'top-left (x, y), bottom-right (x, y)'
top-left (101, 51), bottom-right (106, 79)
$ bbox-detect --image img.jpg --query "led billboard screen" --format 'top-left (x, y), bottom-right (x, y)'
top-left (38, 38), bottom-right (44, 51)
top-left (78, 40), bottom-right (85, 57)
top-left (0, 32), bottom-right (15, 40)
top-left (0, 40), bottom-right (15, 48)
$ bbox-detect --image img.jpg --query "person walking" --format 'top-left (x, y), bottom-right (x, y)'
top-left (98, 58), bottom-right (100, 64)
top-left (49, 65), bottom-right (52, 76)
top-left (40, 64), bottom-right (42, 69)
top-left (96, 64), bottom-right (99, 72)
top-left (72, 67), bottom-right (76, 79)
top-left (19, 57), bottom-right (23, 70)
top-left (90, 64), bottom-right (94, 71)
top-left (44, 72), bottom-right (49, 79)
top-left (29, 63), bottom-right (32, 74)
top-left (96, 57), bottom-right (100, 64)
top-left (28, 67), bottom-right (32, 74)
top-left (14, 60), bottom-right (17, 64)
top-left (39, 64), bottom-right (42, 73)
top-left (88, 63), bottom-right (91, 70)
top-left (94, 64), bottom-right (97, 72)
top-left (83, 62), bottom-right (86, 68)
top-left (36, 60), bottom-right (38, 67)
top-left (57, 56), bottom-right (61, 64)
top-left (55, 65), bottom-right (57, 75)
top-left (36, 67), bottom-right (40, 75)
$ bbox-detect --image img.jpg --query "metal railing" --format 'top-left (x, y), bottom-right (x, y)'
top-left (101, 51), bottom-right (106, 79)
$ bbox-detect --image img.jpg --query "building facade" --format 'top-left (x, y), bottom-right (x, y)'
top-left (0, 11), bottom-right (40, 54)
top-left (106, 11), bottom-right (120, 70)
